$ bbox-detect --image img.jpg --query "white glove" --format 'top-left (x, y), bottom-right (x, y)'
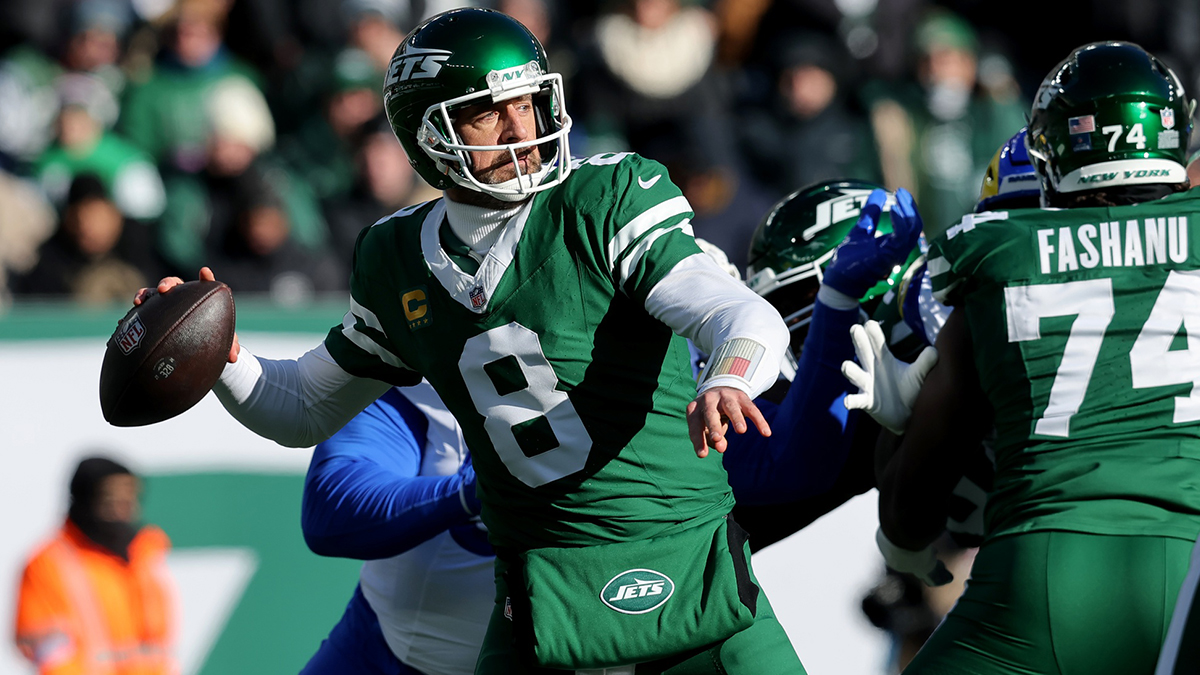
top-left (875, 527), bottom-right (953, 587)
top-left (841, 320), bottom-right (938, 434)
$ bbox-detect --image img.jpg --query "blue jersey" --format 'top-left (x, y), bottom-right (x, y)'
top-left (302, 383), bottom-right (491, 675)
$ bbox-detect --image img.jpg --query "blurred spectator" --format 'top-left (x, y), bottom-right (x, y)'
top-left (210, 170), bottom-right (345, 303)
top-left (13, 173), bottom-right (156, 304)
top-left (158, 75), bottom-right (327, 273)
top-left (496, 0), bottom-right (552, 46)
top-left (280, 48), bottom-right (381, 201)
top-left (748, 0), bottom-right (927, 82)
top-left (574, 0), bottom-right (731, 156)
top-left (0, 0), bottom-right (134, 169)
top-left (0, 171), bottom-right (57, 303)
top-left (740, 30), bottom-right (882, 197)
top-left (343, 0), bottom-right (409, 74)
top-left (36, 73), bottom-right (166, 220)
top-left (648, 129), bottom-right (775, 275)
top-left (323, 115), bottom-right (439, 263)
top-left (118, 0), bottom-right (260, 172)
top-left (712, 0), bottom-right (773, 67)
top-left (866, 10), bottom-right (1025, 238)
top-left (0, 45), bottom-right (62, 167)
top-left (15, 456), bottom-right (177, 675)
top-left (58, 0), bottom-right (134, 99)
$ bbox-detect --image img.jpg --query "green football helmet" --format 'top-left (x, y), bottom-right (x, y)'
top-left (746, 180), bottom-right (907, 356)
top-left (1027, 41), bottom-right (1194, 206)
top-left (382, 8), bottom-right (572, 201)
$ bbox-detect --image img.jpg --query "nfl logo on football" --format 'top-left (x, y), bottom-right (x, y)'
top-left (469, 285), bottom-right (487, 310)
top-left (116, 315), bottom-right (147, 355)
top-left (1162, 108), bottom-right (1176, 129)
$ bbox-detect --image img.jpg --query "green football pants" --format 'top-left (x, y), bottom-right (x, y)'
top-left (1156, 534), bottom-right (1200, 675)
top-left (905, 530), bottom-right (1193, 675)
top-left (474, 582), bottom-right (805, 675)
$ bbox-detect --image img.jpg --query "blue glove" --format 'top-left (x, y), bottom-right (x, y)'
top-left (457, 452), bottom-right (482, 516)
top-left (822, 188), bottom-right (924, 299)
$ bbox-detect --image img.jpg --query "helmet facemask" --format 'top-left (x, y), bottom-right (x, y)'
top-left (417, 61), bottom-right (572, 202)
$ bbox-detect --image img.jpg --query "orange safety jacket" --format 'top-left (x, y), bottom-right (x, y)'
top-left (15, 521), bottom-right (178, 675)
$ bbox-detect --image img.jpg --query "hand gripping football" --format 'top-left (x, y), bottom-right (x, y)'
top-left (99, 281), bottom-right (235, 426)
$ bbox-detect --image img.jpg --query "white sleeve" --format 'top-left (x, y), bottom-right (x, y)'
top-left (644, 253), bottom-right (789, 398)
top-left (212, 342), bottom-right (392, 448)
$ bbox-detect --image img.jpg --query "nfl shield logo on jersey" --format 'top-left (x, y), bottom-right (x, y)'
top-left (469, 285), bottom-right (487, 310)
top-left (115, 315), bottom-right (146, 355)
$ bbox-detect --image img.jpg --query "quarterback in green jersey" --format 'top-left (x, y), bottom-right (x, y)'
top-left (844, 42), bottom-right (1200, 674)
top-left (136, 8), bottom-right (803, 674)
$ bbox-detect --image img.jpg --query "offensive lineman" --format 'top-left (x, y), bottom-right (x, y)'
top-left (846, 42), bottom-right (1200, 674)
top-left (138, 8), bottom-right (804, 674)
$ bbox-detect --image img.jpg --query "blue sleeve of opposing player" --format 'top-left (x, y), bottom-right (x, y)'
top-left (301, 388), bottom-right (475, 560)
top-left (723, 299), bottom-right (861, 505)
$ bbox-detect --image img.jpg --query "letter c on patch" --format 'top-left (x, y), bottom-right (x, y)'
top-left (403, 289), bottom-right (428, 321)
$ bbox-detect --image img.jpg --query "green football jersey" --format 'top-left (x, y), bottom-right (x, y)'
top-left (324, 152), bottom-right (735, 552)
top-left (929, 188), bottom-right (1200, 541)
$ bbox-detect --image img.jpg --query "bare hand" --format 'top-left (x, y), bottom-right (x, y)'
top-left (132, 267), bottom-right (240, 363)
top-left (686, 386), bottom-right (771, 458)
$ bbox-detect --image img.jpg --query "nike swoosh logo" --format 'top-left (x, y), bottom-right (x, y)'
top-left (638, 174), bottom-right (662, 190)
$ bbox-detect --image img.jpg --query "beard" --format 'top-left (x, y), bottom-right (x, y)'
top-left (474, 146), bottom-right (544, 185)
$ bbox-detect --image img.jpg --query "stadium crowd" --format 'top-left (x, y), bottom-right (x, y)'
top-left (0, 0), bottom-right (1194, 306)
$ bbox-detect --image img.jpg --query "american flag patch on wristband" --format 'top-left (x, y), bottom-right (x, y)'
top-left (699, 338), bottom-right (766, 385)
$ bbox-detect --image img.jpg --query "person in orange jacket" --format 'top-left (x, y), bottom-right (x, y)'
top-left (15, 456), bottom-right (177, 675)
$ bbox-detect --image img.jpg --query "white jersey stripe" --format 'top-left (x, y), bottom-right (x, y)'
top-left (340, 310), bottom-right (410, 370)
top-left (617, 220), bottom-right (693, 285)
top-left (350, 297), bottom-right (388, 332)
top-left (927, 256), bottom-right (950, 277)
top-left (606, 195), bottom-right (691, 270)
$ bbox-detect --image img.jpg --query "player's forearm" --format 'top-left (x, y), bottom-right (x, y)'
top-left (778, 296), bottom-right (863, 495)
top-left (647, 254), bottom-right (789, 398)
top-left (879, 443), bottom-right (958, 550)
top-left (213, 343), bottom-right (390, 448)
top-left (724, 298), bottom-right (862, 503)
top-left (879, 314), bottom-right (988, 550)
top-left (302, 458), bottom-right (473, 559)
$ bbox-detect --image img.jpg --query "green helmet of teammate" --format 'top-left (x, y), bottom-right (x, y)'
top-left (382, 8), bottom-right (572, 201)
top-left (1027, 41), bottom-right (1194, 207)
top-left (746, 180), bottom-right (909, 355)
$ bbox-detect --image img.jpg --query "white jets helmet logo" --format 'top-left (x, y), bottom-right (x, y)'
top-left (385, 48), bottom-right (453, 87)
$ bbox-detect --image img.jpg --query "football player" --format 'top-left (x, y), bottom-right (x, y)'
top-left (298, 383), bottom-right (487, 675)
top-left (295, 200), bottom-right (921, 674)
top-left (869, 126), bottom-right (1041, 570)
top-left (846, 42), bottom-right (1200, 674)
top-left (726, 180), bottom-right (921, 546)
top-left (139, 8), bottom-right (804, 674)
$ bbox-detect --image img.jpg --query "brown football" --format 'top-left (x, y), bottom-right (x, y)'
top-left (99, 280), bottom-right (236, 426)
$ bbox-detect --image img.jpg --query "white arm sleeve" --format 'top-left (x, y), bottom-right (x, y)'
top-left (212, 342), bottom-right (392, 448)
top-left (644, 253), bottom-right (789, 398)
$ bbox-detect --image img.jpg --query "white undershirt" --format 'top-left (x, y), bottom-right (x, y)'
top-left (443, 199), bottom-right (521, 258)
